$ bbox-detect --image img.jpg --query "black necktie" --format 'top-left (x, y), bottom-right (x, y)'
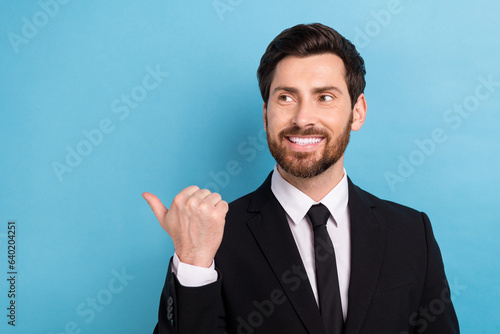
top-left (307, 204), bottom-right (344, 334)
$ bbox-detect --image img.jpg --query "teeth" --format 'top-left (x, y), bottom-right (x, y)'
top-left (288, 137), bottom-right (322, 145)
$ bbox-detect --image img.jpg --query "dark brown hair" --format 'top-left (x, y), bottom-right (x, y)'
top-left (257, 23), bottom-right (366, 108)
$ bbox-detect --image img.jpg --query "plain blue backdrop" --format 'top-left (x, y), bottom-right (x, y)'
top-left (1, 0), bottom-right (499, 333)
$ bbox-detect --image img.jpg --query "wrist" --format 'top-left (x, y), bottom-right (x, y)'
top-left (177, 253), bottom-right (213, 268)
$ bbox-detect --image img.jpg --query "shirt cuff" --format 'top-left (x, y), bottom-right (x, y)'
top-left (171, 253), bottom-right (218, 287)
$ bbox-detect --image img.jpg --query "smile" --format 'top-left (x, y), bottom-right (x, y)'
top-left (286, 136), bottom-right (324, 145)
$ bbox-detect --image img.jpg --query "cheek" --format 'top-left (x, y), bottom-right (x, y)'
top-left (265, 115), bottom-right (281, 132)
top-left (327, 113), bottom-right (351, 129)
top-left (267, 110), bottom-right (292, 128)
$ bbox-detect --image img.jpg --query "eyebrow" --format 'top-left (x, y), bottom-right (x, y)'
top-left (312, 86), bottom-right (342, 95)
top-left (271, 86), bottom-right (343, 96)
top-left (271, 86), bottom-right (298, 96)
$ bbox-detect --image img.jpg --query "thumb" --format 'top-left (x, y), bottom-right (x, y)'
top-left (142, 192), bottom-right (168, 224)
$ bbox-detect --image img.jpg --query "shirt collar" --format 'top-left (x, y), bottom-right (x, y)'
top-left (270, 165), bottom-right (349, 227)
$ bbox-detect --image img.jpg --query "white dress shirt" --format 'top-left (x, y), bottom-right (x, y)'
top-left (173, 165), bottom-right (351, 320)
top-left (270, 165), bottom-right (350, 320)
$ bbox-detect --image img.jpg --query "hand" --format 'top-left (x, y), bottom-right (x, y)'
top-left (143, 186), bottom-right (228, 268)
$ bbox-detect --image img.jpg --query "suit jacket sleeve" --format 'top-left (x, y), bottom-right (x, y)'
top-left (416, 212), bottom-right (460, 333)
top-left (153, 259), bottom-right (226, 334)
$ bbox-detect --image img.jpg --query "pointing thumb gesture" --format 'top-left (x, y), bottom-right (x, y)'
top-left (142, 186), bottom-right (228, 268)
top-left (142, 192), bottom-right (169, 227)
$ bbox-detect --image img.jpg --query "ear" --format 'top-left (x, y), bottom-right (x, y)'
top-left (263, 102), bottom-right (268, 132)
top-left (351, 93), bottom-right (367, 131)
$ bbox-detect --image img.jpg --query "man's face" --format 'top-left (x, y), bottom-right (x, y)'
top-left (264, 53), bottom-right (365, 179)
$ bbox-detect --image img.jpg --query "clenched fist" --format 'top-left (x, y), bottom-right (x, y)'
top-left (143, 186), bottom-right (228, 268)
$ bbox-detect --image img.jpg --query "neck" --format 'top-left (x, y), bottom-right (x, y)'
top-left (277, 157), bottom-right (345, 202)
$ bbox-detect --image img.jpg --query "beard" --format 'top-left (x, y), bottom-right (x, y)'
top-left (266, 112), bottom-right (353, 179)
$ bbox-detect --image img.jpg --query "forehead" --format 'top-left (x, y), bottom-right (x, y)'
top-left (271, 53), bottom-right (348, 91)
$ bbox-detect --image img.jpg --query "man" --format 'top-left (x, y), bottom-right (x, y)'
top-left (144, 23), bottom-right (460, 333)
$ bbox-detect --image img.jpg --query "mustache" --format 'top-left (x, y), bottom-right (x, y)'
top-left (279, 126), bottom-right (330, 138)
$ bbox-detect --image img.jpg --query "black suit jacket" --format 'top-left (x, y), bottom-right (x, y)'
top-left (153, 173), bottom-right (459, 333)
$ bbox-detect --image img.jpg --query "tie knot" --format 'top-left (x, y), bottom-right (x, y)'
top-left (307, 203), bottom-right (331, 229)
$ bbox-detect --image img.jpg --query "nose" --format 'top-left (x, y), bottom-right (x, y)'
top-left (292, 101), bottom-right (317, 128)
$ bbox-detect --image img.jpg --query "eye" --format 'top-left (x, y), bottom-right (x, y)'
top-left (319, 95), bottom-right (333, 102)
top-left (278, 95), bottom-right (293, 102)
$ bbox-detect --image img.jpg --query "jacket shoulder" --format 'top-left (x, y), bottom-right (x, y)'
top-left (350, 182), bottom-right (425, 222)
top-left (228, 191), bottom-right (254, 212)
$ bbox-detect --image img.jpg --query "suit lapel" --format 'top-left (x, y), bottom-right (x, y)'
top-left (245, 173), bottom-right (386, 333)
top-left (343, 179), bottom-right (385, 334)
top-left (246, 173), bottom-right (327, 334)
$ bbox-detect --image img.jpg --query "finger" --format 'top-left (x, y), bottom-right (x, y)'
top-left (181, 185), bottom-right (201, 196)
top-left (190, 188), bottom-right (212, 201)
top-left (214, 200), bottom-right (229, 215)
top-left (184, 188), bottom-right (211, 210)
top-left (176, 185), bottom-right (202, 203)
top-left (204, 192), bottom-right (223, 206)
top-left (142, 192), bottom-right (168, 223)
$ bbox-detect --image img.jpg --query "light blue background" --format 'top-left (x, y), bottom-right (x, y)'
top-left (1, 0), bottom-right (499, 333)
